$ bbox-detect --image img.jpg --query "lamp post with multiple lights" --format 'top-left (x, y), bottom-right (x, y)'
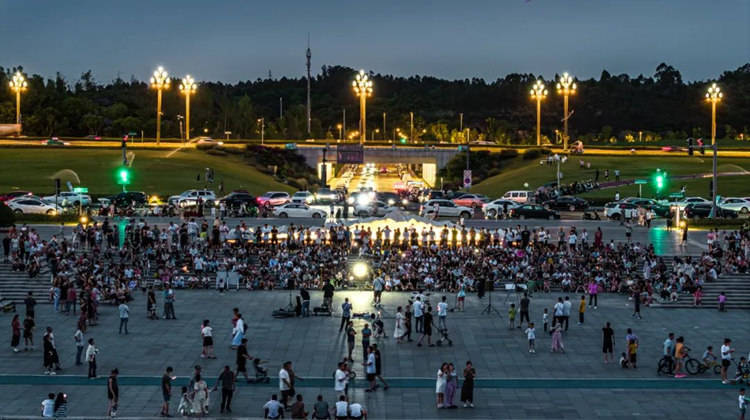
top-left (150, 66), bottom-right (170, 145)
top-left (352, 70), bottom-right (372, 145)
top-left (179, 75), bottom-right (197, 142)
top-left (556, 72), bottom-right (576, 150)
top-left (530, 80), bottom-right (548, 147)
top-left (9, 71), bottom-right (27, 135)
top-left (705, 83), bottom-right (723, 218)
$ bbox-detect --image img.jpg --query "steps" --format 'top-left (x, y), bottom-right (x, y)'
top-left (0, 263), bottom-right (52, 304)
top-left (656, 273), bottom-right (750, 310)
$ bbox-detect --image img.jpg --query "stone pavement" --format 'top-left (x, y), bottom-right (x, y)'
top-left (1, 290), bottom-right (748, 418)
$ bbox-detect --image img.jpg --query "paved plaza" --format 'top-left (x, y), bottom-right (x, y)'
top-left (1, 288), bottom-right (748, 419)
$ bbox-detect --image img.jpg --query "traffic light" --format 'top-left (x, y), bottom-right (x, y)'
top-left (653, 169), bottom-right (668, 197)
top-left (117, 167), bottom-right (131, 185)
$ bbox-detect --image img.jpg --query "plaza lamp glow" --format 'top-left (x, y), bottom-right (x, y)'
top-left (352, 70), bottom-right (373, 145)
top-left (179, 75), bottom-right (197, 142)
top-left (352, 261), bottom-right (369, 279)
top-left (705, 83), bottom-right (723, 218)
top-left (529, 80), bottom-right (548, 147)
top-left (149, 66), bottom-right (170, 145)
top-left (9, 71), bottom-right (28, 135)
top-left (556, 72), bottom-right (576, 150)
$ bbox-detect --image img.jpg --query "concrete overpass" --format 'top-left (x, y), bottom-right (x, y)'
top-left (294, 145), bottom-right (460, 187)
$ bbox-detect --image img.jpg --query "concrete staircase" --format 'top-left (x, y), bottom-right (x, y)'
top-left (0, 262), bottom-right (52, 304)
top-left (657, 273), bottom-right (750, 310)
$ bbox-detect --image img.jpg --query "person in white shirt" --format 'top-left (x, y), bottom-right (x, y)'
top-left (118, 302), bottom-right (129, 334)
top-left (553, 297), bottom-right (564, 326)
top-left (722, 338), bottom-right (735, 384)
top-left (334, 395), bottom-right (349, 420)
top-left (41, 393), bottom-right (55, 417)
top-left (413, 297), bottom-right (424, 333)
top-left (263, 395), bottom-right (284, 419)
top-left (348, 401), bottom-right (367, 419)
top-left (334, 362), bottom-right (349, 396)
top-left (562, 297), bottom-right (572, 331)
top-left (279, 361), bottom-right (292, 408)
top-left (437, 296), bottom-right (448, 332)
top-left (200, 319), bottom-right (215, 359)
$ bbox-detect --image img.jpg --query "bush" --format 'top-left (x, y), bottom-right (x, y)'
top-left (0, 202), bottom-right (14, 227)
top-left (522, 148), bottom-right (550, 160)
top-left (498, 149), bottom-right (519, 158)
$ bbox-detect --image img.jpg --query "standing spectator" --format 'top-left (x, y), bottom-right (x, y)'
top-left (722, 338), bottom-right (735, 384)
top-left (339, 298), bottom-right (352, 333)
top-left (360, 323), bottom-right (371, 361)
top-left (232, 313), bottom-right (245, 349)
top-left (363, 345), bottom-right (377, 392)
top-left (371, 344), bottom-right (389, 390)
top-left (413, 296), bottom-right (424, 333)
top-left (201, 319), bottom-right (215, 359)
top-left (553, 298), bottom-right (564, 327)
top-left (394, 306), bottom-right (405, 343)
top-left (578, 295), bottom-right (586, 324)
top-left (588, 281), bottom-right (598, 309)
top-left (626, 328), bottom-right (639, 369)
top-left (718, 292), bottom-right (727, 312)
top-left (213, 365), bottom-right (235, 414)
top-left (107, 369), bottom-right (119, 418)
top-left (461, 361), bottom-right (475, 408)
top-left (300, 287), bottom-right (310, 317)
top-left (86, 338), bottom-right (98, 378)
top-left (602, 322), bottom-right (615, 363)
top-left (550, 323), bottom-right (565, 353)
top-left (10, 314), bottom-right (21, 353)
top-left (43, 327), bottom-right (61, 374)
top-left (24, 291), bottom-right (36, 319)
top-left (192, 373), bottom-right (209, 416)
top-left (41, 393), bottom-right (55, 418)
top-left (163, 287), bottom-right (176, 320)
top-left (235, 338), bottom-right (252, 382)
top-left (519, 293), bottom-right (530, 329)
top-left (525, 322), bottom-right (536, 353)
top-left (739, 388), bottom-right (749, 420)
top-left (632, 290), bottom-right (642, 319)
top-left (435, 363), bottom-right (447, 408)
top-left (23, 314), bottom-right (35, 351)
top-left (437, 296), bottom-right (448, 331)
top-left (346, 321), bottom-right (356, 361)
top-left (118, 301), bottom-right (129, 334)
top-left (562, 297), bottom-right (572, 331)
top-left (73, 322), bottom-right (84, 365)
top-left (334, 362), bottom-right (349, 396)
top-left (161, 366), bottom-right (175, 417)
top-left (444, 363), bottom-right (458, 409)
top-left (279, 361), bottom-right (293, 409)
top-left (417, 306), bottom-right (434, 347)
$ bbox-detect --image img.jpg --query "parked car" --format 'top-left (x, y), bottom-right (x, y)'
top-left (291, 191), bottom-right (315, 204)
top-left (684, 203), bottom-right (737, 219)
top-left (605, 202), bottom-right (638, 220)
top-left (482, 199), bottom-right (520, 218)
top-left (719, 197), bottom-right (750, 215)
top-left (7, 197), bottom-right (62, 215)
top-left (508, 204), bottom-right (560, 220)
top-left (272, 203), bottom-right (327, 218)
top-left (196, 137), bottom-right (223, 145)
top-left (42, 137), bottom-right (67, 146)
top-left (502, 190), bottom-right (532, 203)
top-left (0, 191), bottom-right (33, 202)
top-left (354, 200), bottom-right (397, 217)
top-left (218, 192), bottom-right (257, 209)
top-left (256, 191), bottom-right (291, 208)
top-left (168, 190), bottom-right (217, 208)
top-left (542, 195), bottom-right (589, 211)
top-left (42, 191), bottom-right (91, 206)
top-left (452, 193), bottom-right (489, 208)
top-left (419, 199), bottom-right (473, 219)
top-left (622, 197), bottom-right (670, 217)
top-left (673, 196), bottom-right (711, 210)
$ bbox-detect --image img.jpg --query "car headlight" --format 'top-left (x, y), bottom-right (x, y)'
top-left (402, 199), bottom-right (409, 206)
top-left (387, 199), bottom-right (395, 206)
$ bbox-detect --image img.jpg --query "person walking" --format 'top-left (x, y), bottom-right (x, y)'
top-left (73, 322), bottom-right (84, 365)
top-left (722, 338), bottom-right (735, 384)
top-left (346, 321), bottom-right (356, 361)
top-left (519, 293), bottom-right (530, 329)
top-left (562, 297), bottom-right (572, 331)
top-left (279, 361), bottom-right (293, 409)
top-left (10, 314), bottom-right (21, 353)
top-left (43, 327), bottom-right (61, 374)
top-left (107, 368), bottom-right (119, 418)
top-left (550, 323), bottom-right (565, 353)
top-left (602, 322), bottom-right (615, 363)
top-left (163, 288), bottom-right (176, 320)
top-left (632, 290), bottom-right (642, 319)
top-left (361, 323), bottom-right (371, 361)
top-left (232, 313), bottom-right (245, 349)
top-left (626, 328), bottom-right (639, 369)
top-left (394, 306), bottom-right (405, 343)
top-left (413, 296), bottom-right (424, 334)
top-left (23, 314), bottom-right (35, 351)
top-left (201, 319), bottom-right (216, 359)
top-left (437, 296), bottom-right (448, 332)
top-left (417, 306), bottom-right (434, 347)
top-left (588, 280), bottom-right (598, 309)
top-left (436, 363), bottom-right (448, 408)
top-left (525, 322), bottom-right (536, 353)
top-left (372, 344), bottom-right (389, 390)
top-left (86, 338), bottom-right (98, 378)
top-left (461, 361), bottom-right (475, 408)
top-left (161, 366), bottom-right (175, 417)
top-left (578, 295), bottom-right (586, 324)
top-left (235, 338), bottom-right (253, 383)
top-left (213, 365), bottom-right (236, 414)
top-left (118, 301), bottom-right (129, 335)
top-left (363, 345), bottom-right (377, 392)
top-left (339, 298), bottom-right (352, 333)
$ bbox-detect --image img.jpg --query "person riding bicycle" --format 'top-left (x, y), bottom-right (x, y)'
top-left (702, 346), bottom-right (718, 368)
top-left (663, 333), bottom-right (676, 373)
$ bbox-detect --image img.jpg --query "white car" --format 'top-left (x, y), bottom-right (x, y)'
top-left (196, 137), bottom-right (223, 145)
top-left (674, 196), bottom-right (711, 210)
top-left (719, 197), bottom-right (750, 215)
top-left (272, 203), bottom-right (327, 218)
top-left (604, 202), bottom-right (638, 220)
top-left (7, 197), bottom-right (62, 215)
top-left (354, 200), bottom-right (396, 217)
top-left (482, 199), bottom-right (520, 218)
top-left (168, 190), bottom-right (216, 207)
top-left (419, 199), bottom-right (473, 219)
top-left (42, 192), bottom-right (91, 206)
top-left (291, 191), bottom-right (315, 204)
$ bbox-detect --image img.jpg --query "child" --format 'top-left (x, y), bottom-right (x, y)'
top-left (542, 308), bottom-right (549, 333)
top-left (740, 388), bottom-right (749, 420)
top-left (718, 292), bottom-right (727, 312)
top-left (702, 346), bottom-right (717, 368)
top-left (693, 287), bottom-right (703, 306)
top-left (525, 322), bottom-right (536, 353)
top-left (619, 352), bottom-right (630, 368)
top-left (508, 304), bottom-right (517, 329)
top-left (177, 386), bottom-right (193, 417)
top-left (550, 323), bottom-right (564, 353)
top-left (627, 338), bottom-right (638, 369)
top-left (578, 295), bottom-right (586, 324)
top-left (736, 357), bottom-right (749, 384)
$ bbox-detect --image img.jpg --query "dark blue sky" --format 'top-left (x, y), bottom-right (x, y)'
top-left (2, 0), bottom-right (748, 83)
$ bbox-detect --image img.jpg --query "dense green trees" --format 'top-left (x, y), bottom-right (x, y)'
top-left (1, 63), bottom-right (748, 143)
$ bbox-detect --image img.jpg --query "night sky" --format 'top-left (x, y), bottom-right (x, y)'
top-left (1, 0), bottom-right (748, 83)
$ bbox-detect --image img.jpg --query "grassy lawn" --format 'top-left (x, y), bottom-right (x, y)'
top-left (0, 148), bottom-right (294, 196)
top-left (472, 155), bottom-right (750, 199)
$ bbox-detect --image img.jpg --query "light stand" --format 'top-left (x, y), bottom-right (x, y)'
top-left (480, 279), bottom-right (502, 318)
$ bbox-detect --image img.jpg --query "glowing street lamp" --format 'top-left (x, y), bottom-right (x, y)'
top-left (556, 72), bottom-right (576, 150)
top-left (705, 83), bottom-right (723, 217)
top-left (9, 71), bottom-right (28, 134)
top-left (530, 80), bottom-right (548, 147)
top-left (352, 70), bottom-right (373, 145)
top-left (336, 123), bottom-right (342, 142)
top-left (150, 66), bottom-right (170, 145)
top-left (179, 75), bottom-right (197, 142)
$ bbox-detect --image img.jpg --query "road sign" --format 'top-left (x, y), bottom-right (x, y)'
top-left (634, 179), bottom-right (647, 185)
top-left (337, 144), bottom-right (364, 164)
top-left (73, 187), bottom-right (88, 193)
top-left (463, 170), bottom-right (472, 188)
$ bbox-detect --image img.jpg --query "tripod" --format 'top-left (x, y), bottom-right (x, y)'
top-left (480, 282), bottom-right (502, 318)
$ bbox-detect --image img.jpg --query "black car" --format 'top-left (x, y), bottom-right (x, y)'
top-left (509, 204), bottom-right (560, 220)
top-left (376, 192), bottom-right (404, 207)
top-left (543, 195), bottom-right (589, 211)
top-left (111, 191), bottom-right (147, 208)
top-left (219, 192), bottom-right (257, 208)
top-left (684, 203), bottom-right (737, 219)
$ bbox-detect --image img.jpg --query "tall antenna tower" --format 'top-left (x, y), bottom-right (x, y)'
top-left (306, 33), bottom-right (312, 135)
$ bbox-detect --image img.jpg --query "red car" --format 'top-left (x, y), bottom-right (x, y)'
top-left (0, 191), bottom-right (33, 202)
top-left (452, 194), bottom-right (488, 208)
top-left (256, 191), bottom-right (291, 208)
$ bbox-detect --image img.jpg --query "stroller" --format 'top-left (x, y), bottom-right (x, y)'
top-left (248, 358), bottom-right (270, 384)
top-left (435, 325), bottom-right (453, 347)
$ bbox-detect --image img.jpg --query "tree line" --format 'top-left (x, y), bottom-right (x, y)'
top-left (1, 63), bottom-right (748, 144)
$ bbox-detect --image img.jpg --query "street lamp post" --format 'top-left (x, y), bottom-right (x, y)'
top-left (258, 117), bottom-right (265, 145)
top-left (9, 71), bottom-right (27, 135)
top-left (179, 75), bottom-right (197, 143)
top-left (336, 123), bottom-right (342, 142)
top-left (150, 67), bottom-right (170, 145)
top-left (706, 83), bottom-right (723, 218)
top-left (556, 72), bottom-right (576, 150)
top-left (352, 70), bottom-right (372, 145)
top-left (530, 80), bottom-right (548, 147)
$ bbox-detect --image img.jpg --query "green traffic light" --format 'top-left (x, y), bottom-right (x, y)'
top-left (118, 168), bottom-right (130, 184)
top-left (656, 175), bottom-right (664, 190)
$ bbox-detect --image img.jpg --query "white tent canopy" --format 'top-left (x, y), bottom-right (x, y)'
top-left (338, 209), bottom-right (456, 231)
